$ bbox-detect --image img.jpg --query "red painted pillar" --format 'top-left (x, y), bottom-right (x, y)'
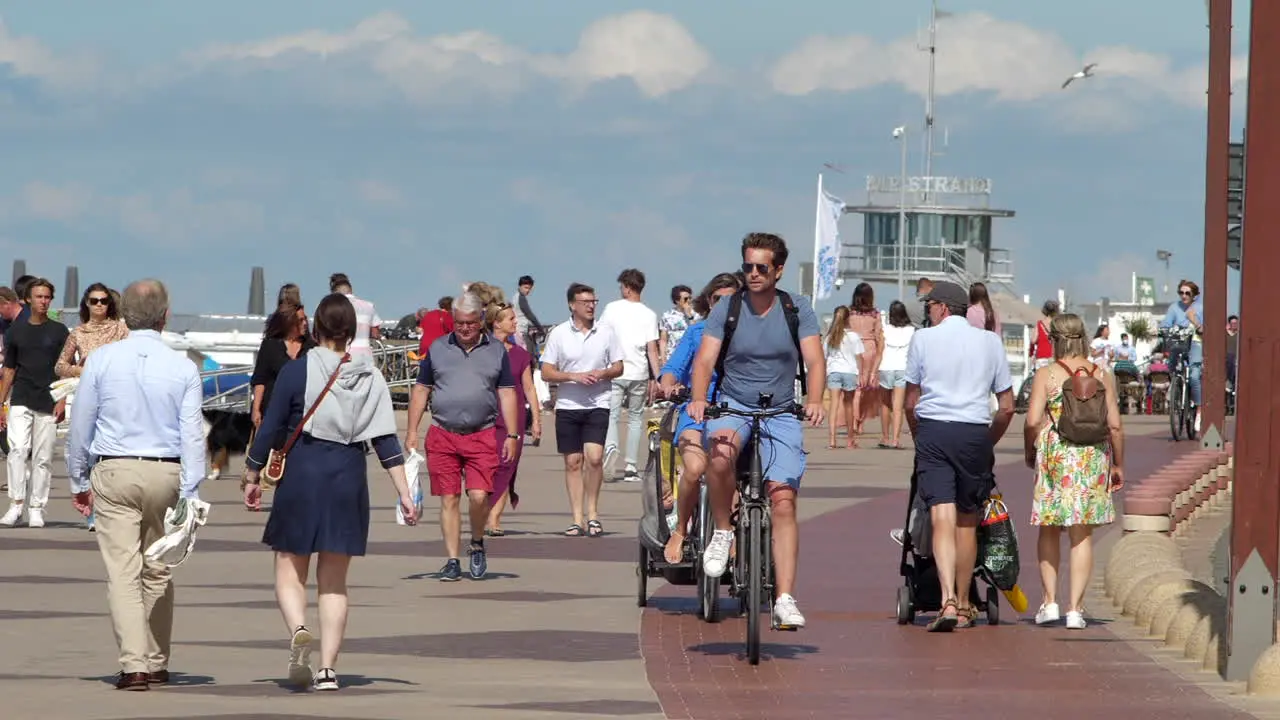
top-left (1226, 0), bottom-right (1280, 682)
top-left (1200, 0), bottom-right (1231, 446)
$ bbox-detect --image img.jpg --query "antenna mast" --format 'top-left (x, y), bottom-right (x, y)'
top-left (923, 0), bottom-right (938, 181)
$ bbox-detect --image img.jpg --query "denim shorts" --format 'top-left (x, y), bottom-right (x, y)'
top-left (827, 372), bottom-right (857, 391)
top-left (703, 395), bottom-right (806, 490)
top-left (879, 369), bottom-right (907, 389)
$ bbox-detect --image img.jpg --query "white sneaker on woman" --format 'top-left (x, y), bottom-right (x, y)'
top-left (1035, 602), bottom-right (1060, 626)
top-left (1065, 610), bottom-right (1087, 629)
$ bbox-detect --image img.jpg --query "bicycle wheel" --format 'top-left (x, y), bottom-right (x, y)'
top-left (745, 505), bottom-right (764, 665)
top-left (698, 485), bottom-right (721, 623)
top-left (1184, 392), bottom-right (1198, 441)
top-left (1168, 376), bottom-right (1184, 441)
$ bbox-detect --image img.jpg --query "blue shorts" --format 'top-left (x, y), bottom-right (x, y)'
top-left (827, 372), bottom-right (857, 391)
top-left (703, 395), bottom-right (806, 490)
top-left (674, 405), bottom-right (704, 439)
top-left (879, 369), bottom-right (907, 389)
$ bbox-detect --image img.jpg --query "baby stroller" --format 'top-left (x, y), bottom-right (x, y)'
top-left (1113, 361), bottom-right (1144, 415)
top-left (636, 401), bottom-right (697, 607)
top-left (895, 465), bottom-right (1001, 626)
top-left (1146, 354), bottom-right (1171, 414)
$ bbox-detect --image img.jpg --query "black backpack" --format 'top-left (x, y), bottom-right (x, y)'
top-left (711, 290), bottom-right (807, 403)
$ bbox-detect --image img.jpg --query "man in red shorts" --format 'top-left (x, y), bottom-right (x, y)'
top-left (405, 292), bottom-right (519, 581)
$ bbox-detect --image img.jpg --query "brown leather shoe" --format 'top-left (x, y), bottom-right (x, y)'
top-left (148, 670), bottom-right (170, 685)
top-left (115, 672), bottom-right (149, 691)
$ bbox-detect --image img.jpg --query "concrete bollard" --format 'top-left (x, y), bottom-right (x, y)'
top-left (1185, 605), bottom-right (1226, 663)
top-left (1166, 593), bottom-right (1225, 651)
top-left (1148, 586), bottom-right (1219, 638)
top-left (1104, 533), bottom-right (1181, 596)
top-left (1123, 569), bottom-right (1193, 618)
top-left (1111, 555), bottom-right (1184, 608)
top-left (1247, 643), bottom-right (1280, 695)
top-left (1135, 578), bottom-right (1212, 630)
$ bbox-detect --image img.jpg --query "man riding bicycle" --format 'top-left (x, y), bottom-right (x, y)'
top-left (687, 232), bottom-right (826, 629)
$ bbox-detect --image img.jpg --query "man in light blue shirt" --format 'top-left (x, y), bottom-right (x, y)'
top-left (904, 281), bottom-right (1015, 632)
top-left (66, 279), bottom-right (207, 691)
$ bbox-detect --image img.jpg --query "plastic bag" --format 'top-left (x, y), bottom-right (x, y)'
top-left (978, 492), bottom-right (1020, 591)
top-left (396, 449), bottom-right (425, 526)
top-left (144, 498), bottom-right (212, 568)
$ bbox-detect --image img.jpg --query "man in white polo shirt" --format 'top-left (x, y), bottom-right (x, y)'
top-left (540, 282), bottom-right (624, 538)
top-left (904, 280), bottom-right (1015, 633)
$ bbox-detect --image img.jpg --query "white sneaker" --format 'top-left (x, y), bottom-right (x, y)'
top-left (0, 504), bottom-right (23, 527)
top-left (287, 626), bottom-right (313, 687)
top-left (1035, 602), bottom-right (1061, 626)
top-left (26, 508), bottom-right (44, 528)
top-left (702, 529), bottom-right (733, 578)
top-left (622, 463), bottom-right (640, 482)
top-left (313, 667), bottom-right (339, 691)
top-left (773, 593), bottom-right (806, 629)
top-left (1065, 610), bottom-right (1087, 629)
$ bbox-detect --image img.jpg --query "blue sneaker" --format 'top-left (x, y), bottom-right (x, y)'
top-left (439, 558), bottom-right (462, 582)
top-left (469, 541), bottom-right (487, 579)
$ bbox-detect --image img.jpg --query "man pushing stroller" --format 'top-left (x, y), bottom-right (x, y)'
top-left (903, 282), bottom-right (1015, 631)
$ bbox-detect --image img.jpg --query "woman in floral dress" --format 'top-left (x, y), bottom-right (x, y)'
top-left (1023, 313), bottom-right (1124, 630)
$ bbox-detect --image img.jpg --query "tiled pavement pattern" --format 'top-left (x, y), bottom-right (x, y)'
top-left (0, 411), bottom-right (1251, 719)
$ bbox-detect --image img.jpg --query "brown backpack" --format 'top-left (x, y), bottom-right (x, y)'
top-left (1053, 360), bottom-right (1110, 445)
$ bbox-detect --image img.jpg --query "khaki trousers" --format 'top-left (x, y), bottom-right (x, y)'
top-left (90, 459), bottom-right (181, 673)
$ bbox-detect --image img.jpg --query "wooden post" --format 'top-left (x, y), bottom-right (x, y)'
top-left (1199, 0), bottom-right (1231, 450)
top-left (1226, 0), bottom-right (1280, 682)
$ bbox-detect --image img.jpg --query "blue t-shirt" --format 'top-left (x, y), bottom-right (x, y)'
top-left (660, 321), bottom-right (718, 401)
top-left (703, 292), bottom-right (820, 407)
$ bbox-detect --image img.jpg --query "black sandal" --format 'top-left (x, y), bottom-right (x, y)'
top-left (563, 524), bottom-right (585, 537)
top-left (587, 519), bottom-right (604, 537)
top-left (927, 599), bottom-right (959, 633)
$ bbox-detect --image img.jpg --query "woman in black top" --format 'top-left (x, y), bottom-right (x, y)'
top-left (251, 302), bottom-right (316, 429)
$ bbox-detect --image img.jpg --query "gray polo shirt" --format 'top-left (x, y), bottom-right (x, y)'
top-left (416, 333), bottom-right (514, 432)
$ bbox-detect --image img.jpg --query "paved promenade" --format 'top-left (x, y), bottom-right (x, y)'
top-left (0, 412), bottom-right (1257, 719)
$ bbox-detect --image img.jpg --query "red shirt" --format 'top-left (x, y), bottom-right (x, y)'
top-left (418, 310), bottom-right (454, 355)
top-left (1031, 320), bottom-right (1053, 359)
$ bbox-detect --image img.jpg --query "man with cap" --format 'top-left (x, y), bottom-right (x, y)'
top-left (903, 280), bottom-right (1015, 632)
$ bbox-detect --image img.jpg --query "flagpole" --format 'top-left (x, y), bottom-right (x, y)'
top-left (812, 173), bottom-right (823, 310)
top-left (1131, 271), bottom-right (1137, 305)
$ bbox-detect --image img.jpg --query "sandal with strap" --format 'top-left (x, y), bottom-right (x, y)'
top-left (927, 599), bottom-right (959, 633)
top-left (563, 524), bottom-right (585, 537)
top-left (587, 519), bottom-right (604, 538)
top-left (955, 606), bottom-right (979, 629)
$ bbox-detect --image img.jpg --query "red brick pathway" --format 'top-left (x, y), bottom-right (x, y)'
top-left (641, 432), bottom-right (1251, 719)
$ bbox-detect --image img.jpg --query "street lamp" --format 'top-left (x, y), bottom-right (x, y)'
top-left (893, 125), bottom-right (908, 301)
top-left (1156, 249), bottom-right (1174, 297)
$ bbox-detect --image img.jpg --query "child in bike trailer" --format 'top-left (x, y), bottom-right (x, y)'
top-left (656, 272), bottom-right (743, 565)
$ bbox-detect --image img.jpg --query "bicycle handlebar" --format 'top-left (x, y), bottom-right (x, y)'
top-left (1158, 326), bottom-right (1197, 339)
top-left (703, 402), bottom-right (806, 421)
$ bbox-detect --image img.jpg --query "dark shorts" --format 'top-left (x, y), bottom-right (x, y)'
top-left (914, 418), bottom-right (995, 514)
top-left (555, 408), bottom-right (609, 454)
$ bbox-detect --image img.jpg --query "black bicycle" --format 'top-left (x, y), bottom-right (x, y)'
top-left (1160, 327), bottom-right (1198, 441)
top-left (703, 392), bottom-right (806, 665)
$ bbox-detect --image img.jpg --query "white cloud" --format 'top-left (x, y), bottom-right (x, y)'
top-left (192, 10), bottom-right (711, 102)
top-left (2, 181), bottom-right (264, 250)
top-left (20, 181), bottom-right (93, 220)
top-left (356, 179), bottom-right (402, 206)
top-left (0, 17), bottom-right (101, 91)
top-left (769, 13), bottom-right (1246, 117)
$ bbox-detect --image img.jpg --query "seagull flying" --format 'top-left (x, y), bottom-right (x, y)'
top-left (1061, 63), bottom-right (1098, 89)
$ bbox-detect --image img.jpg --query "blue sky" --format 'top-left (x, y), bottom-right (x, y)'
top-left (0, 1), bottom-right (1249, 319)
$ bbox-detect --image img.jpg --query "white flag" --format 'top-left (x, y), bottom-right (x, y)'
top-left (813, 174), bottom-right (845, 300)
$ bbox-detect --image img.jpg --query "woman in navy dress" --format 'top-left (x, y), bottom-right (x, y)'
top-left (242, 293), bottom-right (418, 691)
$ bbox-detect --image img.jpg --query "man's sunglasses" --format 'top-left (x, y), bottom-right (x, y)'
top-left (741, 262), bottom-right (773, 276)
